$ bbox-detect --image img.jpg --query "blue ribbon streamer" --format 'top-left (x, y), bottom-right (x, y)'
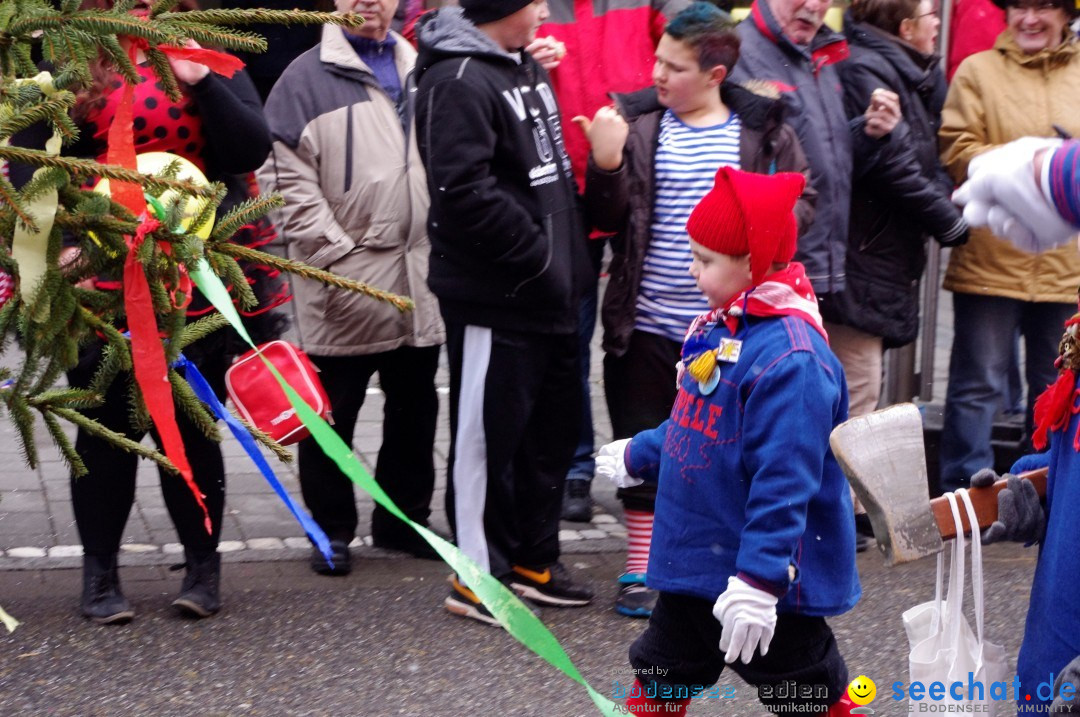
top-left (174, 353), bottom-right (335, 568)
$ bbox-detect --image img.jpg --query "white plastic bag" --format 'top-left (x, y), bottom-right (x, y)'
top-left (903, 490), bottom-right (1009, 715)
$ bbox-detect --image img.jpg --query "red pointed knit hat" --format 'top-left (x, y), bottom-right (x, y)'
top-left (686, 166), bottom-right (806, 285)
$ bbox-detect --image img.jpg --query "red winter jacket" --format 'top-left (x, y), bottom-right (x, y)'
top-left (946, 0), bottom-right (1006, 82)
top-left (539, 0), bottom-right (690, 184)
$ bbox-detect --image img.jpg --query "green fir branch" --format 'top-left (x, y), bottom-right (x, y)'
top-left (168, 369), bottom-right (221, 443)
top-left (94, 33), bottom-right (141, 86)
top-left (29, 388), bottom-right (104, 411)
top-left (54, 405), bottom-right (177, 473)
top-left (154, 23), bottom-right (268, 53)
top-left (78, 307), bottom-right (132, 372)
top-left (160, 9), bottom-right (364, 29)
top-left (8, 394), bottom-right (40, 470)
top-left (0, 93), bottom-right (77, 139)
top-left (162, 297), bottom-right (187, 365)
top-left (87, 342), bottom-right (127, 397)
top-left (0, 296), bottom-right (20, 340)
top-left (144, 47), bottom-right (182, 104)
top-left (40, 409), bottom-right (87, 476)
top-left (0, 146), bottom-right (219, 197)
top-left (149, 0), bottom-right (182, 17)
top-left (0, 173), bottom-right (37, 231)
top-left (19, 167), bottom-right (69, 204)
top-left (59, 12), bottom-right (185, 46)
top-left (232, 412), bottom-right (294, 464)
top-left (125, 377), bottom-right (152, 433)
top-left (176, 312), bottom-right (230, 351)
top-left (53, 211), bottom-right (134, 238)
top-left (38, 27), bottom-right (94, 75)
top-left (11, 39), bottom-right (37, 78)
top-left (215, 252), bottom-right (259, 311)
top-left (215, 242), bottom-right (415, 312)
top-left (209, 193), bottom-right (283, 242)
top-left (185, 184), bottom-right (226, 240)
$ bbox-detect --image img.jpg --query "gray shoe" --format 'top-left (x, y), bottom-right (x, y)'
top-left (614, 573), bottom-right (656, 618)
top-left (561, 479), bottom-right (593, 522)
top-left (81, 554), bottom-right (134, 625)
top-left (172, 549), bottom-right (222, 618)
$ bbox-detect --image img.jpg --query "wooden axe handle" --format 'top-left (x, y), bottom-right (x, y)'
top-left (930, 468), bottom-right (1048, 540)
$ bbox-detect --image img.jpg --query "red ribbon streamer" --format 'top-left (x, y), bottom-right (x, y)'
top-left (129, 38), bottom-right (245, 78)
top-left (106, 44), bottom-right (212, 534)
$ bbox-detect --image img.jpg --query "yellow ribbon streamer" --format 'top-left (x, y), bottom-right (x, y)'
top-left (9, 73), bottom-right (62, 312)
top-left (0, 605), bottom-right (19, 633)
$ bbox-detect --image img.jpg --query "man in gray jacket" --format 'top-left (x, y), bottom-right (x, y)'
top-left (257, 0), bottom-right (445, 575)
top-left (731, 0), bottom-right (899, 325)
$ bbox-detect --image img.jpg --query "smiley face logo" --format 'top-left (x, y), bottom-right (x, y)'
top-left (847, 675), bottom-right (877, 706)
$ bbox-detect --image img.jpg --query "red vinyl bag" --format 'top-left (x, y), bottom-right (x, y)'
top-left (225, 340), bottom-right (331, 445)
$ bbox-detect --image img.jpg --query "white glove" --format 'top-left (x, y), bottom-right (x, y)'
top-left (595, 439), bottom-right (641, 489)
top-left (712, 575), bottom-right (779, 665)
top-left (953, 137), bottom-right (1075, 252)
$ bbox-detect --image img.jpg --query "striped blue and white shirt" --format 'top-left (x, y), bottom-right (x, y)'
top-left (635, 109), bottom-right (742, 342)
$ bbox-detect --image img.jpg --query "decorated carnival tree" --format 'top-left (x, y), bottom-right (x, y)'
top-left (0, 0), bottom-right (408, 629)
top-left (0, 1), bottom-right (409, 474)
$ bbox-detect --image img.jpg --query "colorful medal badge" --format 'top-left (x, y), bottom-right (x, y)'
top-left (682, 327), bottom-right (742, 396)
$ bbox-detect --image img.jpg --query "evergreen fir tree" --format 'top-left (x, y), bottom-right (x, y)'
top-left (0, 1), bottom-right (402, 475)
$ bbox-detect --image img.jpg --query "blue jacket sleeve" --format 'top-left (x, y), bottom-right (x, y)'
top-left (1011, 452), bottom-right (1051, 475)
top-left (1045, 141), bottom-right (1080, 229)
top-left (625, 420), bottom-right (670, 484)
top-left (735, 350), bottom-right (844, 591)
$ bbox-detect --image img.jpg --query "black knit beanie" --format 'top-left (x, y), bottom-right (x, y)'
top-left (460, 0), bottom-right (535, 25)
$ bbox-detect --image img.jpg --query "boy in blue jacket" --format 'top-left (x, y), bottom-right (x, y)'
top-left (597, 167), bottom-right (861, 715)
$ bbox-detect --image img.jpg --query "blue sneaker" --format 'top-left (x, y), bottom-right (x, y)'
top-left (615, 573), bottom-right (656, 618)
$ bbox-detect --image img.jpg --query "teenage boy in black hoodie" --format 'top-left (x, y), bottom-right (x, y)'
top-left (414, 0), bottom-right (595, 625)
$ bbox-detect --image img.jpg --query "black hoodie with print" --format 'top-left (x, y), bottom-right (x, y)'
top-left (415, 7), bottom-right (591, 335)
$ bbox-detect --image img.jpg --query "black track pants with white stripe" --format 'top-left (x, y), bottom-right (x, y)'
top-left (444, 322), bottom-right (582, 581)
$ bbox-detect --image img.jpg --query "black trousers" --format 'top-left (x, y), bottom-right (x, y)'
top-left (630, 591), bottom-right (849, 711)
top-left (444, 323), bottom-right (581, 580)
top-left (603, 329), bottom-right (681, 512)
top-left (297, 346), bottom-right (439, 542)
top-left (67, 343), bottom-right (227, 557)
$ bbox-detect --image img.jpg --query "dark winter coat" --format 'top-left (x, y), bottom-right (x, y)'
top-left (828, 19), bottom-right (968, 347)
top-left (584, 83), bottom-right (816, 358)
top-left (732, 0), bottom-right (884, 296)
top-left (414, 7), bottom-right (591, 335)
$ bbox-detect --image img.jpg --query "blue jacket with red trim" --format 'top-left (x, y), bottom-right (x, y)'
top-left (1017, 397), bottom-right (1080, 707)
top-left (732, 1), bottom-right (881, 295)
top-left (624, 312), bottom-right (861, 615)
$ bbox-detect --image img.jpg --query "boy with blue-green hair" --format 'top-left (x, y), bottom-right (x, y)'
top-left (578, 0), bottom-right (813, 619)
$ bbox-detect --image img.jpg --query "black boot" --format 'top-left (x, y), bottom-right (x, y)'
top-left (171, 549), bottom-right (221, 618)
top-left (81, 553), bottom-right (134, 625)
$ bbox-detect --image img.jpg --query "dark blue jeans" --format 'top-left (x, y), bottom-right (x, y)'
top-left (939, 293), bottom-right (1073, 491)
top-left (567, 281), bottom-right (598, 482)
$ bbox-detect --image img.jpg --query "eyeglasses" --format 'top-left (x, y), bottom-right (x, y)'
top-left (913, 9), bottom-right (939, 19)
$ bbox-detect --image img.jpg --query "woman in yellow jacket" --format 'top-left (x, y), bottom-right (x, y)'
top-left (938, 0), bottom-right (1080, 492)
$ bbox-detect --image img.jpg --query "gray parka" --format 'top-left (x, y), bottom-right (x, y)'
top-left (257, 25), bottom-right (444, 356)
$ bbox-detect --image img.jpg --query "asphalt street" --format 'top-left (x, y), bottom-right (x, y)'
top-left (0, 543), bottom-right (1037, 716)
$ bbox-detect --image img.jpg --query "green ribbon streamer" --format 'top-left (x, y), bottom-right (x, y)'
top-left (0, 605), bottom-right (18, 633)
top-left (189, 260), bottom-right (620, 716)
